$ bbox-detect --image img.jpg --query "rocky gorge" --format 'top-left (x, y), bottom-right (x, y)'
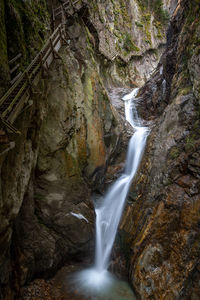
top-left (0, 0), bottom-right (200, 299)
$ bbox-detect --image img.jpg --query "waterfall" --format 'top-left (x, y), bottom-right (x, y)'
top-left (95, 88), bottom-right (148, 271)
top-left (73, 88), bottom-right (149, 296)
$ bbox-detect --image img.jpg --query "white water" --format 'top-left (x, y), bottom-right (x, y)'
top-left (70, 212), bottom-right (89, 223)
top-left (73, 88), bottom-right (149, 296)
top-left (95, 88), bottom-right (148, 271)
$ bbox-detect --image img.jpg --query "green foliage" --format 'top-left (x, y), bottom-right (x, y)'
top-left (5, 0), bottom-right (50, 67)
top-left (123, 33), bottom-right (140, 53)
top-left (137, 0), bottom-right (169, 25)
top-left (184, 118), bottom-right (200, 153)
top-left (169, 147), bottom-right (180, 159)
top-left (178, 86), bottom-right (192, 96)
top-left (135, 21), bottom-right (144, 28)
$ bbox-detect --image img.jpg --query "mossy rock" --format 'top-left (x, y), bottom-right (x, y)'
top-left (137, 0), bottom-right (169, 26)
top-left (5, 0), bottom-right (50, 67)
top-left (123, 33), bottom-right (140, 53)
top-left (169, 147), bottom-right (180, 160)
top-left (135, 21), bottom-right (144, 28)
top-left (178, 86), bottom-right (192, 96)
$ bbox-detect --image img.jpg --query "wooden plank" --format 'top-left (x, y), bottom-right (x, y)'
top-left (10, 72), bottom-right (22, 85)
top-left (46, 52), bottom-right (53, 68)
top-left (52, 34), bottom-right (60, 48)
top-left (55, 10), bottom-right (62, 18)
top-left (1, 118), bottom-right (20, 134)
top-left (63, 1), bottom-right (70, 8)
top-left (0, 73), bottom-right (24, 106)
top-left (73, 0), bottom-right (81, 4)
top-left (31, 61), bottom-right (42, 78)
top-left (42, 46), bottom-right (52, 63)
top-left (49, 37), bottom-right (55, 59)
top-left (2, 80), bottom-right (28, 118)
top-left (10, 63), bottom-right (20, 74)
top-left (8, 89), bottom-right (30, 124)
top-left (9, 53), bottom-right (22, 65)
top-left (0, 22), bottom-right (63, 123)
top-left (52, 30), bottom-right (60, 43)
top-left (54, 5), bottom-right (62, 12)
top-left (54, 0), bottom-right (69, 12)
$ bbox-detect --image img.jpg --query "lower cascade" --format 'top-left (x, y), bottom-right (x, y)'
top-left (73, 89), bottom-right (149, 297)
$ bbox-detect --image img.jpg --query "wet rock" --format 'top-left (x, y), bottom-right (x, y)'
top-left (120, 0), bottom-right (200, 298)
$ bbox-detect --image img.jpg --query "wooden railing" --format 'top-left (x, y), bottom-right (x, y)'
top-left (0, 0), bottom-right (83, 134)
top-left (52, 0), bottom-right (81, 30)
top-left (9, 53), bottom-right (22, 85)
top-left (0, 24), bottom-right (66, 127)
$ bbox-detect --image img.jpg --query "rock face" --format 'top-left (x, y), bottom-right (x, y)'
top-left (87, 0), bottom-right (170, 86)
top-left (120, 0), bottom-right (200, 298)
top-left (0, 0), bottom-right (184, 299)
top-left (0, 2), bottom-right (119, 298)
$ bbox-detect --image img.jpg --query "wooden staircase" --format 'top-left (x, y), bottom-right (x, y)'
top-left (0, 0), bottom-right (82, 155)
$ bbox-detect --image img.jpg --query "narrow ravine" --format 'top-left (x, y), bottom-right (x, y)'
top-left (73, 89), bottom-right (149, 298)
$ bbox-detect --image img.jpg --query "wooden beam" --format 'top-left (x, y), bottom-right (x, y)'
top-left (1, 117), bottom-right (20, 134)
top-left (9, 53), bottom-right (22, 65)
top-left (55, 10), bottom-right (62, 18)
top-left (10, 63), bottom-right (20, 74)
top-left (0, 21), bottom-right (64, 124)
top-left (10, 72), bottom-right (22, 85)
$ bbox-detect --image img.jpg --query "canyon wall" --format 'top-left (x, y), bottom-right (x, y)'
top-left (0, 0), bottom-right (177, 299)
top-left (121, 0), bottom-right (200, 298)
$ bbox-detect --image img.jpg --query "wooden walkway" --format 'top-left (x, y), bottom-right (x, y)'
top-left (0, 0), bottom-right (82, 135)
top-left (0, 24), bottom-right (66, 129)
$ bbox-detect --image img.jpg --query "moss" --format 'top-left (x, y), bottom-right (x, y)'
top-left (185, 135), bottom-right (197, 153)
top-left (144, 40), bottom-right (150, 45)
top-left (5, 0), bottom-right (50, 68)
top-left (137, 0), bottom-right (169, 26)
top-left (145, 27), bottom-right (152, 45)
top-left (169, 147), bottom-right (180, 159)
top-left (135, 21), bottom-right (144, 28)
top-left (184, 119), bottom-right (200, 153)
top-left (142, 13), bottom-right (151, 24)
top-left (123, 33), bottom-right (140, 53)
top-left (178, 86), bottom-right (192, 96)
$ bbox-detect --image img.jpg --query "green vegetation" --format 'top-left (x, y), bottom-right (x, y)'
top-left (178, 86), bottom-right (192, 96)
top-left (184, 117), bottom-right (200, 153)
top-left (136, 0), bottom-right (169, 25)
top-left (123, 33), bottom-right (140, 53)
top-left (135, 21), bottom-right (144, 28)
top-left (5, 0), bottom-right (50, 67)
top-left (169, 147), bottom-right (180, 159)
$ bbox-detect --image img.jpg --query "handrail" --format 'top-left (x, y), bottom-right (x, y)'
top-left (53, 0), bottom-right (81, 16)
top-left (0, 24), bottom-right (65, 124)
top-left (0, 0), bottom-right (82, 131)
top-left (9, 53), bottom-right (22, 65)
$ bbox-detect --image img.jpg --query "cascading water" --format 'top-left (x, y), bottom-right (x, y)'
top-left (95, 88), bottom-right (148, 272)
top-left (73, 89), bottom-right (149, 298)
